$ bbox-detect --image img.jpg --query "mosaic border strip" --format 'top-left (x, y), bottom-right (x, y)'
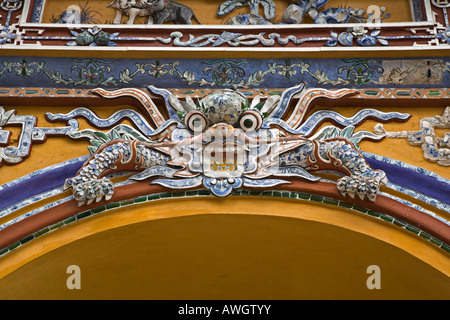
top-left (0, 56), bottom-right (449, 90)
top-left (1, 87), bottom-right (449, 100)
top-left (386, 181), bottom-right (450, 213)
top-left (0, 155), bottom-right (89, 191)
top-left (0, 177), bottom-right (135, 230)
top-left (3, 170), bottom-right (449, 233)
top-left (359, 88), bottom-right (450, 99)
top-left (0, 170), bottom-right (133, 220)
top-left (1, 188), bottom-right (449, 259)
top-left (0, 156), bottom-right (88, 210)
top-left (361, 152), bottom-right (450, 186)
top-left (2, 152), bottom-right (450, 231)
top-left (0, 87), bottom-right (273, 99)
top-left (0, 186), bottom-right (65, 220)
top-left (364, 153), bottom-right (450, 207)
top-left (0, 88), bottom-right (94, 98)
top-left (379, 190), bottom-right (450, 226)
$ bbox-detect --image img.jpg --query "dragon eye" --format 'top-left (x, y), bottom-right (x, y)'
top-left (239, 111), bottom-right (263, 131)
top-left (185, 110), bottom-right (208, 132)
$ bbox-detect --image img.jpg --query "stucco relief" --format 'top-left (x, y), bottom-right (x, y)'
top-left (375, 107), bottom-right (450, 166)
top-left (47, 84), bottom-right (413, 204)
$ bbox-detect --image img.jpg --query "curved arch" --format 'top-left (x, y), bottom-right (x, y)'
top-left (1, 196), bottom-right (449, 284)
top-left (1, 177), bottom-right (449, 253)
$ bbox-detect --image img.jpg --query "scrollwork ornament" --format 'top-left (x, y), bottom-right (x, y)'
top-left (432, 0), bottom-right (450, 8)
top-left (0, 0), bottom-right (22, 11)
top-left (0, 0), bottom-right (22, 45)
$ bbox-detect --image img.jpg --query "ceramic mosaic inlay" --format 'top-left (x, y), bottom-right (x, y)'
top-left (56, 84), bottom-right (414, 204)
top-left (375, 107), bottom-right (450, 166)
top-left (0, 57), bottom-right (449, 89)
top-left (0, 0), bottom-right (445, 50)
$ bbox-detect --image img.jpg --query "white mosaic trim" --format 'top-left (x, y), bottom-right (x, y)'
top-left (0, 155), bottom-right (90, 191)
top-left (318, 177), bottom-right (449, 226)
top-left (0, 195), bottom-right (74, 231)
top-left (0, 155), bottom-right (134, 218)
top-left (361, 152), bottom-right (450, 186)
top-left (379, 190), bottom-right (450, 226)
top-left (0, 178), bottom-right (134, 230)
top-left (1, 153), bottom-right (449, 230)
top-left (387, 182), bottom-right (450, 213)
top-left (0, 186), bottom-right (65, 219)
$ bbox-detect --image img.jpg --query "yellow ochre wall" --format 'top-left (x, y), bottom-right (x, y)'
top-left (0, 197), bottom-right (449, 299)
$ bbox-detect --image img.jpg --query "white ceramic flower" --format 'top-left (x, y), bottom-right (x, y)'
top-left (352, 26), bottom-right (368, 37)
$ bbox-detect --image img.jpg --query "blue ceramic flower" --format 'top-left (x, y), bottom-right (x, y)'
top-left (437, 27), bottom-right (450, 44)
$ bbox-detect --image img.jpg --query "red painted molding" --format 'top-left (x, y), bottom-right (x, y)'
top-left (0, 178), bottom-right (449, 251)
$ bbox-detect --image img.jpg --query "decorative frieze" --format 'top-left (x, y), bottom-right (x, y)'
top-left (0, 57), bottom-right (448, 89)
top-left (48, 84), bottom-right (415, 204)
top-left (0, 0), bottom-right (447, 50)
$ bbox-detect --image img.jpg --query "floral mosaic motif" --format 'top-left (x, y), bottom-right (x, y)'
top-left (66, 26), bottom-right (119, 46)
top-left (60, 83), bottom-right (413, 204)
top-left (174, 58), bottom-right (384, 87)
top-left (119, 60), bottom-right (178, 83)
top-left (0, 58), bottom-right (121, 86)
top-left (375, 107), bottom-right (450, 166)
top-left (326, 26), bottom-right (389, 47)
top-left (0, 59), bottom-right (44, 77)
top-left (337, 59), bottom-right (384, 86)
top-left (0, 58), bottom-right (181, 87)
top-left (60, 58), bottom-right (118, 85)
top-left (1, 57), bottom-right (448, 89)
top-left (202, 60), bottom-right (246, 87)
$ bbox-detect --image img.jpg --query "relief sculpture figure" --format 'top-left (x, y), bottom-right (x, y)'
top-left (108, 0), bottom-right (154, 24)
top-left (146, 0), bottom-right (201, 24)
top-left (108, 0), bottom-right (199, 24)
top-left (61, 84), bottom-right (405, 205)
